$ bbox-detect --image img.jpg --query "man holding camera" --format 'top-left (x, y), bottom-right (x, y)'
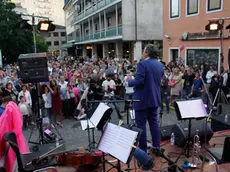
top-left (102, 73), bottom-right (122, 119)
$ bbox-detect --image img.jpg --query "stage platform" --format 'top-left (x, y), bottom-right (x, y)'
top-left (46, 130), bottom-right (230, 172)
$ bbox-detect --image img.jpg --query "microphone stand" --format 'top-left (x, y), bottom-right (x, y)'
top-left (83, 100), bottom-right (97, 152)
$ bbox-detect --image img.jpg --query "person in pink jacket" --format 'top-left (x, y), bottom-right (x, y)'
top-left (0, 101), bottom-right (29, 172)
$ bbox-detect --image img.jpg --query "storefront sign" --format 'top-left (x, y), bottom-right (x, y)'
top-left (182, 31), bottom-right (219, 40)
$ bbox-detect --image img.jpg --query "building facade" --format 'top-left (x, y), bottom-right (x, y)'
top-left (9, 0), bottom-right (65, 26)
top-left (163, 0), bottom-right (230, 69)
top-left (44, 25), bottom-right (67, 56)
top-left (64, 0), bottom-right (163, 60)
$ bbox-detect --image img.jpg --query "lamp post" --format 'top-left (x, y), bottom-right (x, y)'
top-left (20, 13), bottom-right (54, 53)
top-left (205, 17), bottom-right (230, 73)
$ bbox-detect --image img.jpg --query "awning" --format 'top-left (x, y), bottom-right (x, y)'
top-left (61, 42), bottom-right (75, 48)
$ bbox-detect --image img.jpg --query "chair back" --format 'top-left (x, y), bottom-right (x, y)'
top-left (0, 167), bottom-right (6, 172)
top-left (3, 132), bottom-right (24, 171)
top-left (222, 137), bottom-right (230, 163)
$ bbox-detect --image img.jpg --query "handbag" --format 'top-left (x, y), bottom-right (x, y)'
top-left (168, 76), bottom-right (176, 88)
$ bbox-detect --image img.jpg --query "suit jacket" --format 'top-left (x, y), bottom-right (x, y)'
top-left (128, 58), bottom-right (164, 110)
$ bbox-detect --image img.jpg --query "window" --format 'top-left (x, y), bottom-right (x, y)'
top-left (54, 41), bottom-right (59, 46)
top-left (61, 32), bottom-right (66, 37)
top-left (187, 0), bottom-right (199, 15)
top-left (107, 17), bottom-right (112, 28)
top-left (94, 23), bottom-right (98, 32)
top-left (48, 33), bottom-right (51, 37)
top-left (170, 0), bottom-right (180, 19)
top-left (186, 49), bottom-right (219, 68)
top-left (62, 41), bottom-right (66, 45)
top-left (53, 32), bottom-right (59, 37)
top-left (207, 0), bottom-right (222, 12)
top-left (118, 9), bottom-right (122, 25)
top-left (46, 41), bottom-right (51, 46)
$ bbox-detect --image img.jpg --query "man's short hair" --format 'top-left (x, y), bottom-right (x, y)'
top-left (144, 44), bottom-right (159, 58)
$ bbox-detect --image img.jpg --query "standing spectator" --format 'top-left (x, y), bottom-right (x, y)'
top-left (18, 85), bottom-right (32, 107)
top-left (78, 78), bottom-right (87, 95)
top-left (189, 72), bottom-right (204, 98)
top-left (59, 76), bottom-right (69, 117)
top-left (160, 68), bottom-right (170, 113)
top-left (102, 73), bottom-right (122, 119)
top-left (206, 66), bottom-right (217, 89)
top-left (18, 96), bottom-right (32, 130)
top-left (114, 73), bottom-right (122, 99)
top-left (15, 79), bottom-right (23, 93)
top-left (42, 85), bottom-right (52, 128)
top-left (169, 67), bottom-right (182, 105)
top-left (181, 68), bottom-right (194, 99)
top-left (49, 80), bottom-right (63, 127)
top-left (222, 68), bottom-right (229, 96)
top-left (3, 83), bottom-right (17, 102)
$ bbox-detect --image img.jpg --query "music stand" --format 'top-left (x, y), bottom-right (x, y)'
top-left (97, 123), bottom-right (142, 172)
top-left (174, 99), bottom-right (208, 158)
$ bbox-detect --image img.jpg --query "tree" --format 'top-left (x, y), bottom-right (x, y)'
top-left (0, 0), bottom-right (48, 64)
top-left (36, 34), bottom-right (49, 53)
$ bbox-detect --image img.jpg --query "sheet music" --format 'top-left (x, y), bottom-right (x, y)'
top-left (176, 99), bottom-right (208, 119)
top-left (90, 103), bottom-right (110, 127)
top-left (80, 120), bottom-right (95, 130)
top-left (98, 123), bottom-right (138, 164)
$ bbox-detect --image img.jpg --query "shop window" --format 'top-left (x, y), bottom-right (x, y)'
top-left (170, 0), bottom-right (180, 19)
top-left (186, 49), bottom-right (219, 69)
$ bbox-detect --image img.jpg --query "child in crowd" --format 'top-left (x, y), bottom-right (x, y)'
top-left (18, 96), bottom-right (32, 129)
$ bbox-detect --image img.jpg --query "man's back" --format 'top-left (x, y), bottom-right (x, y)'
top-left (130, 58), bottom-right (163, 110)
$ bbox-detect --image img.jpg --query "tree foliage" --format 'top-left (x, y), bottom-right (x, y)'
top-left (0, 0), bottom-right (48, 63)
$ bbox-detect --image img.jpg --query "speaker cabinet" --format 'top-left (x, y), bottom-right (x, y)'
top-left (18, 53), bottom-right (48, 83)
top-left (171, 121), bottom-right (213, 147)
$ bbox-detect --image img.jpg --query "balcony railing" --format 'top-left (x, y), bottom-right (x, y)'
top-left (74, 0), bottom-right (118, 23)
top-left (76, 25), bottom-right (122, 42)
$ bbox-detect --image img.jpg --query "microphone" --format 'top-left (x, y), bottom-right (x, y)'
top-left (134, 148), bottom-right (155, 171)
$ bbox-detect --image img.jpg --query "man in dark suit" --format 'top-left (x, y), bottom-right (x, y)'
top-left (127, 44), bottom-right (164, 152)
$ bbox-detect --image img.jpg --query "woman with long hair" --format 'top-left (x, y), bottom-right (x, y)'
top-left (49, 80), bottom-right (63, 127)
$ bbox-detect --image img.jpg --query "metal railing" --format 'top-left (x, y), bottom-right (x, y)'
top-left (74, 0), bottom-right (117, 23)
top-left (75, 25), bottom-right (122, 42)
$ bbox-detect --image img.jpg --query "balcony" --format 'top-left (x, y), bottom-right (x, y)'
top-left (76, 25), bottom-right (122, 43)
top-left (74, 0), bottom-right (119, 24)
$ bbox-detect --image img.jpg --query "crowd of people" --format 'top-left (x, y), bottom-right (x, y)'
top-left (0, 54), bottom-right (229, 130)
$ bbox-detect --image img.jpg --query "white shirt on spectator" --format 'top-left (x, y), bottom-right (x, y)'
top-left (223, 72), bottom-right (228, 86)
top-left (102, 79), bottom-right (116, 97)
top-left (59, 81), bottom-right (68, 100)
top-left (18, 90), bottom-right (32, 106)
top-left (124, 76), bottom-right (134, 94)
top-left (42, 92), bottom-right (52, 108)
top-left (18, 103), bottom-right (31, 116)
top-left (206, 70), bottom-right (217, 84)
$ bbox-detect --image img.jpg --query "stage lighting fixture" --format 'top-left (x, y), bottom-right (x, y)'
top-left (37, 20), bottom-right (55, 32)
top-left (205, 20), bottom-right (223, 31)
